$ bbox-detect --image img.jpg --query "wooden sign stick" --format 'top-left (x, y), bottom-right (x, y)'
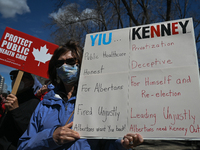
top-left (11, 70), bottom-right (24, 95)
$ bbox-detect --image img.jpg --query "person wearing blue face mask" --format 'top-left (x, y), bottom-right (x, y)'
top-left (17, 40), bottom-right (143, 150)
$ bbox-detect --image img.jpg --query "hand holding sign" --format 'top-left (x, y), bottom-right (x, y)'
top-left (121, 133), bottom-right (143, 149)
top-left (53, 122), bottom-right (80, 145)
top-left (3, 70), bottom-right (23, 113)
top-left (5, 93), bottom-right (19, 111)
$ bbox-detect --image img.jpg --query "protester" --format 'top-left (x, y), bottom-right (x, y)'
top-left (0, 70), bottom-right (40, 150)
top-left (35, 82), bottom-right (54, 100)
top-left (17, 40), bottom-right (143, 150)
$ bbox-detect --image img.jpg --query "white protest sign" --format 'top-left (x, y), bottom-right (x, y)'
top-left (73, 18), bottom-right (200, 139)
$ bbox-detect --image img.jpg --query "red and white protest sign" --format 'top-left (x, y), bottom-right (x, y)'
top-left (0, 27), bottom-right (59, 78)
top-left (73, 18), bottom-right (200, 139)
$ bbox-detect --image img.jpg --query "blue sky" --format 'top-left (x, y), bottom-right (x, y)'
top-left (0, 0), bottom-right (84, 92)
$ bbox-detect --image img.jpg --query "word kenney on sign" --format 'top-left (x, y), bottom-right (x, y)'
top-left (0, 27), bottom-right (58, 78)
top-left (132, 20), bottom-right (189, 40)
top-left (73, 18), bottom-right (200, 139)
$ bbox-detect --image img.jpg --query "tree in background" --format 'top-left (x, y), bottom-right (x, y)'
top-left (48, 0), bottom-right (200, 62)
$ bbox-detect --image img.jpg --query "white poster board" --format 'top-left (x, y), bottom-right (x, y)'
top-left (73, 18), bottom-right (200, 140)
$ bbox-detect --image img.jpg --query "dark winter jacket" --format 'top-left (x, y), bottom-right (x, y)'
top-left (0, 88), bottom-right (40, 150)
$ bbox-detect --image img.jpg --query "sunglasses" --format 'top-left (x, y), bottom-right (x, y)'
top-left (55, 58), bottom-right (77, 68)
top-left (10, 74), bottom-right (32, 81)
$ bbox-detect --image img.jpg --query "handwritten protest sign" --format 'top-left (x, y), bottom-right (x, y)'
top-left (0, 27), bottom-right (58, 78)
top-left (73, 18), bottom-right (200, 139)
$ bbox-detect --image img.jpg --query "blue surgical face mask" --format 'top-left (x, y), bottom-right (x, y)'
top-left (56, 64), bottom-right (79, 84)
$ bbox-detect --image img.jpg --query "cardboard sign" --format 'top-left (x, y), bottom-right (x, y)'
top-left (0, 27), bottom-right (59, 78)
top-left (73, 18), bottom-right (200, 140)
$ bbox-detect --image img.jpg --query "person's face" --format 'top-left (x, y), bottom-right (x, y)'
top-left (55, 51), bottom-right (80, 85)
top-left (41, 85), bottom-right (48, 93)
top-left (11, 77), bottom-right (33, 94)
top-left (36, 88), bottom-right (42, 95)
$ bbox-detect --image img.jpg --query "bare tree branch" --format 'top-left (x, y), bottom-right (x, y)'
top-left (121, 0), bottom-right (140, 26)
top-left (166, 0), bottom-right (172, 21)
top-left (109, 0), bottom-right (124, 28)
